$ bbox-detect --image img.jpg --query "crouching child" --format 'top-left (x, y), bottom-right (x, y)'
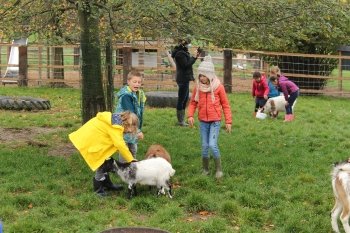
top-left (69, 111), bottom-right (139, 198)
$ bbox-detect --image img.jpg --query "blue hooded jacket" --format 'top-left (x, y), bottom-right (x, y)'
top-left (115, 85), bottom-right (146, 144)
top-left (268, 80), bottom-right (282, 98)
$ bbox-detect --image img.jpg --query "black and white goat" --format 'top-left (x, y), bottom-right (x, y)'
top-left (111, 157), bottom-right (175, 199)
top-left (331, 158), bottom-right (350, 233)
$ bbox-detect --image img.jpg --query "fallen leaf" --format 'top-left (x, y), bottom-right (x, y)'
top-left (187, 217), bottom-right (193, 222)
top-left (28, 203), bottom-right (33, 208)
top-left (199, 211), bottom-right (209, 215)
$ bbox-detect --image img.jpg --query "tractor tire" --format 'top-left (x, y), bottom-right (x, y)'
top-left (145, 92), bottom-right (191, 108)
top-left (0, 96), bottom-right (51, 110)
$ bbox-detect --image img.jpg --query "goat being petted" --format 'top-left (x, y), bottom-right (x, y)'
top-left (112, 157), bottom-right (175, 199)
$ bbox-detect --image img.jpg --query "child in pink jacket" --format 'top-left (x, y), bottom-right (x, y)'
top-left (252, 71), bottom-right (269, 117)
top-left (187, 55), bottom-right (232, 179)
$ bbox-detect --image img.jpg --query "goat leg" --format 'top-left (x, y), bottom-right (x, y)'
top-left (133, 184), bottom-right (138, 197)
top-left (167, 180), bottom-right (173, 199)
top-left (127, 183), bottom-right (136, 199)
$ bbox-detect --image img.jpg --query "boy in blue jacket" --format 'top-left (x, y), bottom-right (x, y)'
top-left (115, 71), bottom-right (146, 161)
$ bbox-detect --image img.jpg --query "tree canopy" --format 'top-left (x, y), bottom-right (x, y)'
top-left (1, 0), bottom-right (349, 52)
top-left (1, 0), bottom-right (350, 121)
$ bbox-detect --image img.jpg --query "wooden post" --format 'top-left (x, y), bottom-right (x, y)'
top-left (338, 50), bottom-right (342, 91)
top-left (123, 46), bottom-right (132, 85)
top-left (47, 47), bottom-right (50, 79)
top-left (223, 49), bottom-right (232, 93)
top-left (38, 45), bottom-right (42, 81)
top-left (157, 39), bottom-right (162, 89)
top-left (18, 46), bottom-right (28, 86)
top-left (74, 46), bottom-right (80, 70)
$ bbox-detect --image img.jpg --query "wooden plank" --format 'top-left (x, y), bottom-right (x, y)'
top-left (2, 80), bottom-right (18, 86)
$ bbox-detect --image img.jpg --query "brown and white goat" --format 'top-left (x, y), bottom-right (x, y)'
top-left (260, 95), bottom-right (296, 118)
top-left (144, 144), bottom-right (171, 163)
top-left (331, 158), bottom-right (350, 233)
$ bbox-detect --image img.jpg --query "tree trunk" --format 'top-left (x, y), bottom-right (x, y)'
top-left (78, 1), bottom-right (106, 124)
top-left (105, 39), bottom-right (114, 112)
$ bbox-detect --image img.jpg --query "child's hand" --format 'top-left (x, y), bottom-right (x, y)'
top-left (136, 132), bottom-right (144, 140)
top-left (264, 95), bottom-right (268, 100)
top-left (226, 124), bottom-right (231, 133)
top-left (188, 117), bottom-right (194, 126)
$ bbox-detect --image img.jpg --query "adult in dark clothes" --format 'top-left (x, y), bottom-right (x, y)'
top-left (171, 38), bottom-right (200, 126)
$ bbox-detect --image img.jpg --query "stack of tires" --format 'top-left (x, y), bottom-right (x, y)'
top-left (0, 96), bottom-right (51, 110)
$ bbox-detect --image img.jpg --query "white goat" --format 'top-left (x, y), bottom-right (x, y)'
top-left (112, 157), bottom-right (175, 199)
top-left (260, 95), bottom-right (297, 118)
top-left (331, 158), bottom-right (350, 233)
top-left (144, 144), bottom-right (171, 163)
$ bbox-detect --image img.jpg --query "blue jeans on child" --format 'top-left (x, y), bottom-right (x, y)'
top-left (200, 121), bottom-right (221, 159)
top-left (285, 90), bottom-right (299, 114)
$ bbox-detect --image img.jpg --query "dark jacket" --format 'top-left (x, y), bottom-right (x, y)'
top-left (171, 45), bottom-right (197, 82)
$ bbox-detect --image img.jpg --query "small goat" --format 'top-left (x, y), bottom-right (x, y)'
top-left (331, 158), bottom-right (350, 233)
top-left (144, 144), bottom-right (171, 163)
top-left (260, 95), bottom-right (296, 118)
top-left (112, 157), bottom-right (175, 199)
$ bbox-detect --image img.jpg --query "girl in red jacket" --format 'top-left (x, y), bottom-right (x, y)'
top-left (188, 55), bottom-right (232, 179)
top-left (252, 71), bottom-right (269, 117)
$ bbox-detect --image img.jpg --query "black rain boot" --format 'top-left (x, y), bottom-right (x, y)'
top-left (214, 157), bottom-right (223, 178)
top-left (202, 157), bottom-right (210, 175)
top-left (103, 173), bottom-right (124, 191)
top-left (177, 110), bottom-right (189, 126)
top-left (93, 177), bottom-right (109, 198)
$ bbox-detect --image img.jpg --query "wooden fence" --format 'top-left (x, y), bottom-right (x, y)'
top-left (1, 42), bottom-right (350, 96)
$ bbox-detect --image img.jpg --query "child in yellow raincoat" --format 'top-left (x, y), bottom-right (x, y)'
top-left (69, 111), bottom-right (138, 197)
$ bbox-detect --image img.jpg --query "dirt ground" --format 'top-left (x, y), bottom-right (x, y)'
top-left (0, 127), bottom-right (78, 157)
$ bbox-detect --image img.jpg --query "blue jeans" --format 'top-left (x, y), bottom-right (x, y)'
top-left (176, 81), bottom-right (190, 110)
top-left (285, 90), bottom-right (299, 114)
top-left (200, 121), bottom-right (221, 158)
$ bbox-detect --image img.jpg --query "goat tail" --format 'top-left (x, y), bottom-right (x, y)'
top-left (169, 168), bottom-right (176, 177)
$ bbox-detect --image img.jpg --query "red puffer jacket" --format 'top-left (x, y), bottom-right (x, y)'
top-left (188, 84), bottom-right (232, 124)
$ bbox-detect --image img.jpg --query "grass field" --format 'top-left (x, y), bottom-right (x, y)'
top-left (1, 86), bottom-right (350, 232)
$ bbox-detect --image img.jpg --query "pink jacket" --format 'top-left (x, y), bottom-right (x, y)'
top-left (252, 75), bottom-right (269, 98)
top-left (188, 84), bottom-right (232, 124)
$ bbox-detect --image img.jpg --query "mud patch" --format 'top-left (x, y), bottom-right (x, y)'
top-left (0, 127), bottom-right (78, 157)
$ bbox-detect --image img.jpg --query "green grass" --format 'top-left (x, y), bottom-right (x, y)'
top-left (1, 86), bottom-right (350, 232)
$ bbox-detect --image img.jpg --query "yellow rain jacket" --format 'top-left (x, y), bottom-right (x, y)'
top-left (69, 112), bottom-right (134, 171)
